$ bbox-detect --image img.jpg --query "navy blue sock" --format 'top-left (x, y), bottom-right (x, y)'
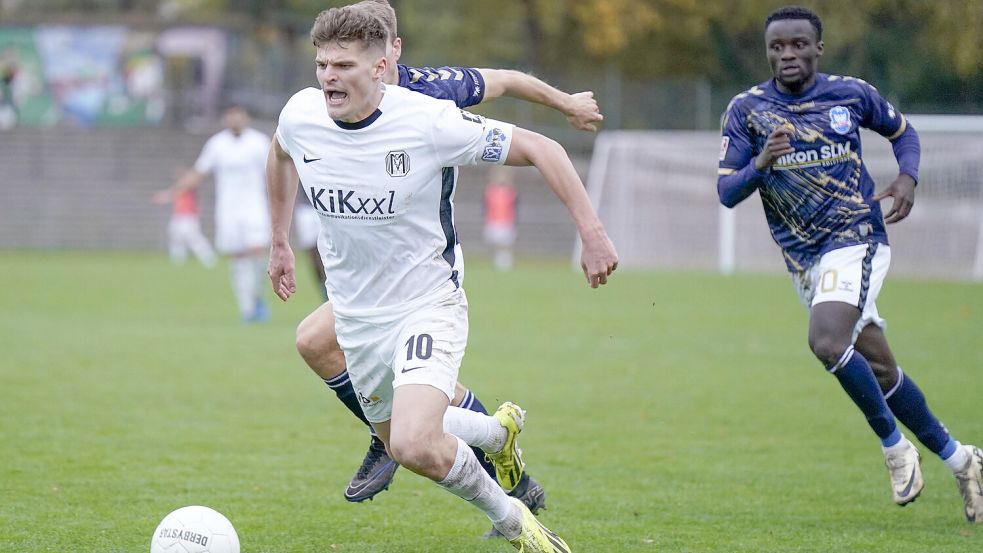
top-left (323, 371), bottom-right (374, 433)
top-left (885, 368), bottom-right (955, 457)
top-left (459, 389), bottom-right (497, 479)
top-left (830, 347), bottom-right (898, 445)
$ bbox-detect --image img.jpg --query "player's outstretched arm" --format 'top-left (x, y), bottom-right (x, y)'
top-left (478, 68), bottom-right (603, 132)
top-left (505, 127), bottom-right (618, 287)
top-left (151, 168), bottom-right (204, 204)
top-left (266, 139), bottom-right (300, 301)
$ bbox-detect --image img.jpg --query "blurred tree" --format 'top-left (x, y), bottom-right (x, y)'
top-left (2, 0), bottom-right (981, 117)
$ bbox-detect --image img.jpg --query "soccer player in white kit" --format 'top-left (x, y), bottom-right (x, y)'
top-left (268, 7), bottom-right (617, 552)
top-left (156, 106), bottom-right (272, 323)
top-left (280, 0), bottom-right (604, 514)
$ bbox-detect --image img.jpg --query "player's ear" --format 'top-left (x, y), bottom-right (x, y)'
top-left (373, 55), bottom-right (388, 80)
top-left (391, 37), bottom-right (402, 62)
top-left (816, 40), bottom-right (824, 56)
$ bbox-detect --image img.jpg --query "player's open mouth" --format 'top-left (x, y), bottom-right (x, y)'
top-left (326, 90), bottom-right (348, 106)
top-left (780, 66), bottom-right (800, 76)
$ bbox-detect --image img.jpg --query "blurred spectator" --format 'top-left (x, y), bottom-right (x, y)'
top-left (156, 182), bottom-right (217, 268)
top-left (293, 198), bottom-right (328, 300)
top-left (483, 167), bottom-right (518, 271)
top-left (0, 47), bottom-right (18, 130)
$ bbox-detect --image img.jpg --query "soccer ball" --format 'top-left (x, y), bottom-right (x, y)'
top-left (150, 505), bottom-right (240, 553)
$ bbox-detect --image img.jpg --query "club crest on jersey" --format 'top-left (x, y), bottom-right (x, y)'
top-left (829, 106), bottom-right (852, 135)
top-left (482, 126), bottom-right (507, 162)
top-left (482, 145), bottom-right (503, 162)
top-left (386, 151), bottom-right (410, 177)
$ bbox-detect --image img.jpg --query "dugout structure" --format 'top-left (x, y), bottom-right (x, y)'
top-left (577, 116), bottom-right (983, 281)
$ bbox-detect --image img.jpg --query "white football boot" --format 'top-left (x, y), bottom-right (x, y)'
top-left (884, 438), bottom-right (924, 506)
top-left (954, 444), bottom-right (983, 523)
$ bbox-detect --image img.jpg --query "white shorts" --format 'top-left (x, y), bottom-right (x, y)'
top-left (334, 288), bottom-right (469, 424)
top-left (793, 243), bottom-right (890, 343)
top-left (215, 216), bottom-right (271, 255)
top-left (168, 215), bottom-right (205, 242)
top-left (484, 223), bottom-right (516, 247)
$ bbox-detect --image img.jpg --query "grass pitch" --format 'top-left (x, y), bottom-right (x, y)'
top-left (1, 251), bottom-right (981, 552)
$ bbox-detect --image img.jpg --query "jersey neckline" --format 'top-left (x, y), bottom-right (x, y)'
top-left (333, 108), bottom-right (383, 130)
top-left (766, 73), bottom-right (825, 101)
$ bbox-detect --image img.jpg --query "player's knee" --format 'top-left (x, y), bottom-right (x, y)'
top-left (387, 433), bottom-right (437, 473)
top-left (294, 318), bottom-right (321, 362)
top-left (808, 334), bottom-right (850, 368)
top-left (295, 321), bottom-right (342, 376)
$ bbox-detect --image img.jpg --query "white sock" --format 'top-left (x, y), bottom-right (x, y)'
top-left (443, 406), bottom-right (506, 453)
top-left (189, 234), bottom-right (216, 267)
top-left (230, 257), bottom-right (256, 317)
top-left (943, 441), bottom-right (971, 472)
top-left (436, 436), bottom-right (522, 539)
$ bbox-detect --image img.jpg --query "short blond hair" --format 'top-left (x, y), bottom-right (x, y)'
top-left (310, 4), bottom-right (388, 52)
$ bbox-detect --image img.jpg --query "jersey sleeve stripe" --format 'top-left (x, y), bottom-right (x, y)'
top-left (887, 115), bottom-right (908, 140)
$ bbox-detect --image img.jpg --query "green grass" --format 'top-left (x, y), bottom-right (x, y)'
top-left (1, 251), bottom-right (981, 552)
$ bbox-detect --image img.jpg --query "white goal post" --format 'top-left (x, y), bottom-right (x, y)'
top-left (577, 117), bottom-right (983, 281)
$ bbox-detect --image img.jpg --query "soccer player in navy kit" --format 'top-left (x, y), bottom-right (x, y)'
top-left (717, 5), bottom-right (983, 522)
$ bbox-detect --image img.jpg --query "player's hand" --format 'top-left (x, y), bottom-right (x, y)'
top-left (565, 91), bottom-right (604, 132)
top-left (873, 174), bottom-right (916, 224)
top-left (580, 227), bottom-right (618, 288)
top-left (268, 242), bottom-right (297, 301)
top-left (754, 125), bottom-right (795, 171)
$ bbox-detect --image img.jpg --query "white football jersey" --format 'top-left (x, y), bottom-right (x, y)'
top-left (275, 84), bottom-right (514, 318)
top-left (194, 127), bottom-right (271, 227)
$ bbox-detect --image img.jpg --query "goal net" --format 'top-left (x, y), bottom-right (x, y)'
top-left (578, 116), bottom-right (983, 281)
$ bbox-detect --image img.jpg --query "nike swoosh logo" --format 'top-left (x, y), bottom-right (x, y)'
top-left (303, 154), bottom-right (321, 163)
top-left (898, 466), bottom-right (917, 497)
top-left (401, 366), bottom-right (425, 373)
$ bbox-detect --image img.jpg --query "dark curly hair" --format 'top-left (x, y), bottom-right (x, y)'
top-left (765, 5), bottom-right (823, 41)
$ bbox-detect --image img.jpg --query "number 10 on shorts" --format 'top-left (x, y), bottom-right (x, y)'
top-left (405, 334), bottom-right (433, 361)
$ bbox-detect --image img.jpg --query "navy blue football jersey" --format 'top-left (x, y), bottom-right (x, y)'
top-left (398, 65), bottom-right (485, 109)
top-left (719, 73), bottom-right (908, 272)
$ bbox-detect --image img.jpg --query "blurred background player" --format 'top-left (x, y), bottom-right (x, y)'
top-left (156, 179), bottom-right (217, 267)
top-left (154, 105), bottom-right (271, 323)
top-left (717, 5), bottom-right (983, 522)
top-left (293, 197), bottom-right (326, 300)
top-left (279, 0), bottom-right (603, 527)
top-left (483, 166), bottom-right (518, 271)
top-left (0, 47), bottom-right (18, 130)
